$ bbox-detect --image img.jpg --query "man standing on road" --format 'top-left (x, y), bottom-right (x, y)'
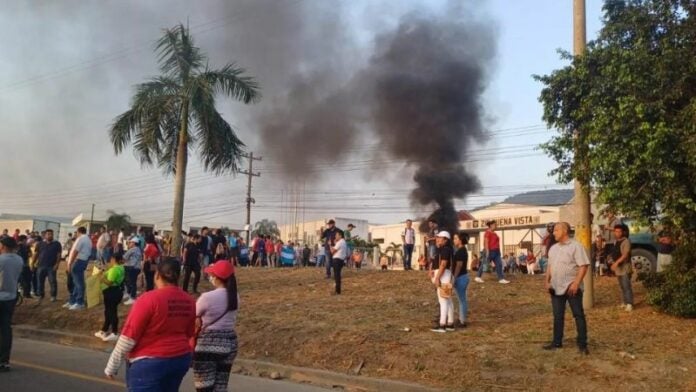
top-left (330, 230), bottom-right (348, 295)
top-left (0, 237), bottom-right (23, 372)
top-left (322, 220), bottom-right (339, 279)
top-left (475, 221), bottom-right (510, 284)
top-left (36, 229), bottom-right (62, 303)
top-left (544, 222), bottom-right (590, 355)
top-left (610, 224), bottom-right (633, 311)
top-left (96, 226), bottom-right (111, 269)
top-left (65, 227), bottom-right (92, 310)
top-left (402, 219), bottom-right (416, 271)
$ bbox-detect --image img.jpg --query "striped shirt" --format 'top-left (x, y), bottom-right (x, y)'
top-left (548, 239), bottom-right (590, 296)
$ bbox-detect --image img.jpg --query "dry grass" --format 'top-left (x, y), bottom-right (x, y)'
top-left (14, 264), bottom-right (696, 391)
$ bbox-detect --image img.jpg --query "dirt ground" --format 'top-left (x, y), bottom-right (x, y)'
top-left (14, 264), bottom-right (696, 391)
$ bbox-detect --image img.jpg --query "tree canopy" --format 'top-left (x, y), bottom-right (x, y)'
top-left (536, 0), bottom-right (696, 232)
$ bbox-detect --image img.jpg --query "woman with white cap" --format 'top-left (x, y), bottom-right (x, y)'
top-left (430, 231), bottom-right (455, 333)
top-left (192, 260), bottom-right (239, 391)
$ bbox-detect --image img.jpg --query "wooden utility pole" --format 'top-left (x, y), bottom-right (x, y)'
top-left (240, 152), bottom-right (261, 246)
top-left (574, 0), bottom-right (594, 308)
top-left (89, 203), bottom-right (95, 233)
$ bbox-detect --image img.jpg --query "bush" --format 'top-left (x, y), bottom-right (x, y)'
top-left (640, 241), bottom-right (696, 318)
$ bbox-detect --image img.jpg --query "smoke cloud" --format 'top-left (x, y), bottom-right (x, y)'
top-left (258, 7), bottom-right (497, 234)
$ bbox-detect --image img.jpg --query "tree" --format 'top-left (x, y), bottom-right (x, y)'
top-left (251, 219), bottom-right (280, 238)
top-left (535, 0), bottom-right (696, 233)
top-left (105, 210), bottom-right (131, 232)
top-left (109, 24), bottom-right (260, 253)
top-left (385, 242), bottom-right (403, 265)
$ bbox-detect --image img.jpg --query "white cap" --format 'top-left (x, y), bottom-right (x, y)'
top-left (436, 231), bottom-right (451, 240)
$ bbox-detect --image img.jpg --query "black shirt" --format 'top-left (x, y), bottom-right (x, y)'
top-left (452, 247), bottom-right (468, 277)
top-left (657, 230), bottom-right (674, 254)
top-left (184, 242), bottom-right (200, 266)
top-left (322, 227), bottom-right (339, 251)
top-left (17, 244), bottom-right (29, 265)
top-left (434, 245), bottom-right (453, 270)
top-left (37, 241), bottom-right (62, 268)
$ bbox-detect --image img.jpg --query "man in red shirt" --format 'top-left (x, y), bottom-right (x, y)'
top-left (475, 221), bottom-right (510, 284)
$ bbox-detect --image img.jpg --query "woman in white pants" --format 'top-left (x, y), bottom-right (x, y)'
top-left (430, 231), bottom-right (454, 333)
top-left (526, 249), bottom-right (537, 275)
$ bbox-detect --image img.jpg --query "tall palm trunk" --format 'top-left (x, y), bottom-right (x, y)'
top-left (171, 103), bottom-right (189, 255)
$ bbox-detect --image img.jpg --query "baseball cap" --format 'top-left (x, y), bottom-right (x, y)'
top-left (436, 231), bottom-right (451, 240)
top-left (128, 238), bottom-right (139, 243)
top-left (205, 260), bottom-right (235, 280)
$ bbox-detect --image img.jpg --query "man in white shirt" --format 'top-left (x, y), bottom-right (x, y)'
top-left (65, 227), bottom-right (93, 310)
top-left (96, 226), bottom-right (111, 268)
top-left (401, 219), bottom-right (416, 271)
top-left (330, 230), bottom-right (348, 295)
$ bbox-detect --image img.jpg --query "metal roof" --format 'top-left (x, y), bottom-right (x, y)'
top-left (501, 189), bottom-right (574, 206)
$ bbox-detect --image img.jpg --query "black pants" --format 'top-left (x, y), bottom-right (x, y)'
top-left (403, 244), bottom-right (414, 270)
top-left (37, 266), bottom-right (58, 299)
top-left (551, 290), bottom-right (588, 348)
top-left (101, 286), bottom-right (123, 334)
top-left (182, 263), bottom-right (201, 293)
top-left (124, 267), bottom-right (140, 299)
top-left (66, 271), bottom-right (74, 297)
top-left (143, 262), bottom-right (155, 292)
top-left (0, 299), bottom-right (17, 364)
top-left (332, 258), bottom-right (344, 294)
top-left (20, 266), bottom-right (32, 297)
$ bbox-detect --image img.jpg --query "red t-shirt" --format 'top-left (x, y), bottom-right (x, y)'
top-left (144, 243), bottom-right (160, 261)
top-left (265, 241), bottom-right (275, 254)
top-left (121, 286), bottom-right (195, 359)
top-left (484, 230), bottom-right (500, 251)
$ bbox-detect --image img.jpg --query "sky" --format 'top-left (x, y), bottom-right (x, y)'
top-left (0, 0), bottom-right (605, 229)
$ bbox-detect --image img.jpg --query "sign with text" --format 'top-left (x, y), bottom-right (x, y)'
top-left (463, 215), bottom-right (542, 229)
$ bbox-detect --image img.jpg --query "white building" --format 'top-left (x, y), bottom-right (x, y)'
top-left (278, 217), bottom-right (369, 246)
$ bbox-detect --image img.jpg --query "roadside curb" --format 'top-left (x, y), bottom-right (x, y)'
top-left (14, 325), bottom-right (441, 392)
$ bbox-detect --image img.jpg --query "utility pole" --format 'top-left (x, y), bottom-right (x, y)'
top-left (240, 152), bottom-right (261, 246)
top-left (89, 203), bottom-right (95, 233)
top-left (574, 0), bottom-right (594, 308)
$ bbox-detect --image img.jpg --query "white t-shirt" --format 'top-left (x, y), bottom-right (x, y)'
top-left (332, 238), bottom-right (348, 260)
top-left (71, 235), bottom-right (93, 261)
top-left (97, 232), bottom-right (111, 249)
top-left (402, 227), bottom-right (416, 245)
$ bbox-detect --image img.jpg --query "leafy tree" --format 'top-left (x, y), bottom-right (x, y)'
top-left (385, 242), bottom-right (403, 264)
top-left (109, 24), bottom-right (260, 252)
top-left (105, 210), bottom-right (131, 232)
top-left (251, 219), bottom-right (280, 238)
top-left (535, 0), bottom-right (696, 233)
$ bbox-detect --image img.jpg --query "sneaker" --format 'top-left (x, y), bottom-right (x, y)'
top-left (617, 304), bottom-right (627, 309)
top-left (455, 320), bottom-right (468, 329)
top-left (50, 297), bottom-right (57, 302)
top-left (625, 304), bottom-right (634, 312)
top-left (542, 343), bottom-right (562, 351)
top-left (124, 298), bottom-right (135, 306)
top-left (578, 347), bottom-right (590, 355)
top-left (498, 279), bottom-right (510, 284)
top-left (102, 333), bottom-right (119, 342)
top-left (474, 277), bottom-right (484, 283)
top-left (68, 304), bottom-right (85, 311)
top-left (62, 302), bottom-right (73, 308)
top-left (430, 326), bottom-right (447, 333)
top-left (445, 325), bottom-right (455, 332)
top-left (94, 331), bottom-right (107, 340)
top-left (30, 291), bottom-right (36, 297)
top-left (0, 364), bottom-right (10, 372)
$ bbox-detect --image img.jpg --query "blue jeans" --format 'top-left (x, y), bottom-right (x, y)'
top-left (317, 254), bottom-right (326, 267)
top-left (403, 244), bottom-right (414, 270)
top-left (97, 248), bottom-right (112, 266)
top-left (477, 249), bottom-right (504, 280)
top-left (454, 274), bottom-right (470, 323)
top-left (37, 266), bottom-right (58, 299)
top-left (617, 274), bottom-right (634, 305)
top-left (551, 290), bottom-right (587, 348)
top-left (126, 353), bottom-right (191, 392)
top-left (325, 248), bottom-right (333, 277)
top-left (69, 259), bottom-right (88, 306)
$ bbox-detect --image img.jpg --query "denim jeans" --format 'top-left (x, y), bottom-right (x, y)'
top-left (37, 266), bottom-right (58, 298)
top-left (69, 259), bottom-right (88, 306)
top-left (325, 249), bottom-right (333, 278)
top-left (454, 274), bottom-right (470, 323)
top-left (403, 244), bottom-right (414, 270)
top-left (124, 267), bottom-right (141, 299)
top-left (617, 274), bottom-right (634, 305)
top-left (477, 249), bottom-right (504, 280)
top-left (126, 353), bottom-right (191, 392)
top-left (0, 299), bottom-right (16, 364)
top-left (551, 290), bottom-right (588, 348)
top-left (97, 248), bottom-right (112, 268)
top-left (317, 255), bottom-right (326, 268)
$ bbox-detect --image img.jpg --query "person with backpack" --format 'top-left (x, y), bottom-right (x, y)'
top-left (95, 253), bottom-right (125, 342)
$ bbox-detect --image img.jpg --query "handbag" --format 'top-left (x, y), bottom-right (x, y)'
top-left (438, 283), bottom-right (453, 299)
top-left (191, 309), bottom-right (230, 350)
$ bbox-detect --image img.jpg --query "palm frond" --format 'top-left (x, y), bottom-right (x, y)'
top-left (200, 64), bottom-right (261, 104)
top-left (155, 24), bottom-right (204, 79)
top-left (110, 109), bottom-right (138, 154)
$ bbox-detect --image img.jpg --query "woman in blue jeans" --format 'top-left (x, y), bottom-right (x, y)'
top-left (452, 232), bottom-right (471, 328)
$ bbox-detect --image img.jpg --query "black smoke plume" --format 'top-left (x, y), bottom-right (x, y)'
top-left (258, 6), bottom-right (496, 234)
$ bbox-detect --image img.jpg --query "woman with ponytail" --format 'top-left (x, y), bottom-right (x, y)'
top-left (192, 260), bottom-right (239, 391)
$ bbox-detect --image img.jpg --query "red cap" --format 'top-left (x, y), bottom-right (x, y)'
top-left (204, 261), bottom-right (235, 279)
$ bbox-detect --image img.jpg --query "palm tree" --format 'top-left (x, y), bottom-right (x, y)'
top-left (251, 219), bottom-right (280, 238)
top-left (105, 210), bottom-right (132, 232)
top-left (385, 242), bottom-right (403, 267)
top-left (109, 24), bottom-right (260, 253)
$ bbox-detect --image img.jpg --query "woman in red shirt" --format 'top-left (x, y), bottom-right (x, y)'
top-left (143, 234), bottom-right (160, 291)
top-left (474, 221), bottom-right (510, 284)
top-left (104, 258), bottom-right (195, 391)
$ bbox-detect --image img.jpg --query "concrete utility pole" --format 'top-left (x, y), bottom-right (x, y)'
top-left (89, 203), bottom-right (95, 233)
top-left (574, 0), bottom-right (594, 308)
top-left (240, 152), bottom-right (261, 246)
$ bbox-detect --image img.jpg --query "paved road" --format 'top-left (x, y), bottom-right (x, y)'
top-left (6, 338), bottom-right (330, 392)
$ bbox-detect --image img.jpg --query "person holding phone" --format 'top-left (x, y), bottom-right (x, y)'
top-left (543, 222), bottom-right (590, 355)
